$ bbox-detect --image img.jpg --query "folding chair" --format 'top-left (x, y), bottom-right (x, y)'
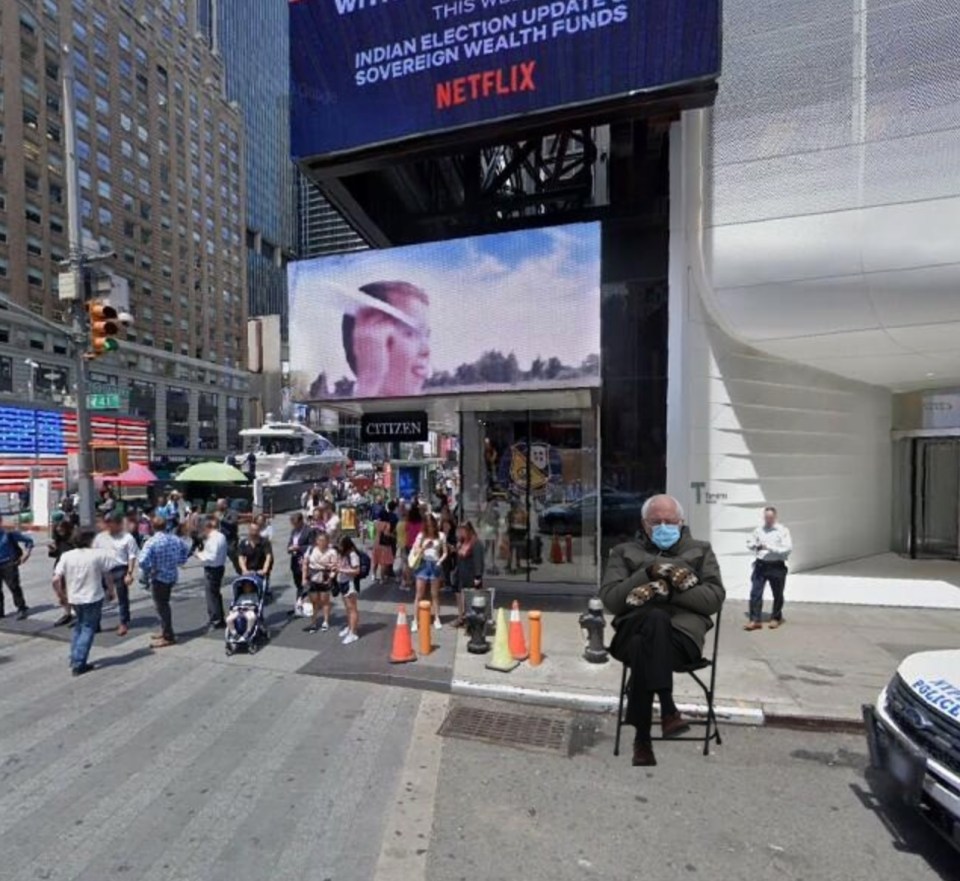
top-left (613, 607), bottom-right (723, 757)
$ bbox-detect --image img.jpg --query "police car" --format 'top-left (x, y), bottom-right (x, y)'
top-left (863, 650), bottom-right (960, 848)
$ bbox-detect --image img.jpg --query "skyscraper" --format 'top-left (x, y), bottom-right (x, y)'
top-left (198, 0), bottom-right (296, 338)
top-left (0, 0), bottom-right (253, 459)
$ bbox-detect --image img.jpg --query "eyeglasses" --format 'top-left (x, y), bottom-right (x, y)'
top-left (644, 518), bottom-right (682, 527)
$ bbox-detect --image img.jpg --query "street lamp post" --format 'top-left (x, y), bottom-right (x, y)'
top-left (62, 45), bottom-right (97, 528)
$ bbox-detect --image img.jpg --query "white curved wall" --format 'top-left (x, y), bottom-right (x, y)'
top-left (667, 114), bottom-right (892, 595)
top-left (704, 0), bottom-right (960, 391)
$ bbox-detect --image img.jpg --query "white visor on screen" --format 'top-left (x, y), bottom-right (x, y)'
top-left (322, 282), bottom-right (420, 330)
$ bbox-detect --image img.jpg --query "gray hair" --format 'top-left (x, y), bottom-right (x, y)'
top-left (641, 494), bottom-right (685, 521)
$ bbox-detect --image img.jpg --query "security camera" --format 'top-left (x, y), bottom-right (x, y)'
top-left (118, 311), bottom-right (135, 326)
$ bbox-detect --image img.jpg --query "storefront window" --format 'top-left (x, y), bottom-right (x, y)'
top-left (460, 401), bottom-right (598, 585)
top-left (166, 385), bottom-right (190, 449)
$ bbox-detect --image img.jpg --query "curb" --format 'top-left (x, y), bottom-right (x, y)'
top-left (451, 678), bottom-right (766, 726)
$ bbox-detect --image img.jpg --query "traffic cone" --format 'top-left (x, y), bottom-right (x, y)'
top-left (389, 605), bottom-right (417, 664)
top-left (485, 607), bottom-right (519, 672)
top-left (508, 600), bottom-right (529, 661)
top-left (550, 533), bottom-right (563, 564)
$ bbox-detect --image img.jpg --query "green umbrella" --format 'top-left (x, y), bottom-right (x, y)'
top-left (175, 461), bottom-right (249, 483)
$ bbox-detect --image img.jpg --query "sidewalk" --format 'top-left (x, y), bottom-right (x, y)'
top-left (450, 602), bottom-right (960, 726)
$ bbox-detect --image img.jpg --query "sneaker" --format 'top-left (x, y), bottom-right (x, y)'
top-left (72, 662), bottom-right (95, 677)
top-left (151, 638), bottom-right (176, 649)
top-left (341, 632), bottom-right (359, 645)
top-left (16, 607), bottom-right (29, 621)
top-left (433, 617), bottom-right (442, 631)
top-left (320, 621), bottom-right (329, 632)
top-left (411, 619), bottom-right (419, 633)
top-left (338, 626), bottom-right (350, 638)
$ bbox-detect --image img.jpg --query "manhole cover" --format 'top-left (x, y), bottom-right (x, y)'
top-left (438, 705), bottom-right (567, 753)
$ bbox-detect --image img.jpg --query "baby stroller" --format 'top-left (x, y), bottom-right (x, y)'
top-left (224, 573), bottom-right (269, 656)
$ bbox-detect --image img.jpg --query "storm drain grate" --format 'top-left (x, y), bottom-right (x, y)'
top-left (438, 705), bottom-right (568, 753)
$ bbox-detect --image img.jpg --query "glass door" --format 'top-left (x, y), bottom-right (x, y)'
top-left (912, 438), bottom-right (960, 559)
top-left (460, 406), bottom-right (598, 584)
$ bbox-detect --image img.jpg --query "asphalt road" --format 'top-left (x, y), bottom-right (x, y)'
top-left (1, 618), bottom-right (956, 881)
top-left (427, 704), bottom-right (959, 881)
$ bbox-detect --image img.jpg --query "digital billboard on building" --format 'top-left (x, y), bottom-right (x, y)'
top-left (288, 222), bottom-right (600, 401)
top-left (290, 0), bottom-right (721, 159)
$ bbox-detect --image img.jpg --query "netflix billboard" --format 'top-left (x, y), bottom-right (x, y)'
top-left (290, 0), bottom-right (721, 159)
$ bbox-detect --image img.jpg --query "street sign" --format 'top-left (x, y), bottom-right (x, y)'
top-left (87, 393), bottom-right (122, 410)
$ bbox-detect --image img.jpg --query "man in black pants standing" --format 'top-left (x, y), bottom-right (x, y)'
top-left (287, 512), bottom-right (314, 608)
top-left (744, 506), bottom-right (793, 631)
top-left (0, 513), bottom-right (33, 620)
top-left (195, 516), bottom-right (229, 630)
top-left (601, 494), bottom-right (725, 767)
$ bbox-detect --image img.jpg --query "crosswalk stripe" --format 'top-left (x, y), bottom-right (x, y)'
top-left (5, 668), bottom-right (302, 881)
top-left (0, 657), bottom-right (226, 832)
top-left (0, 652), bottom-right (187, 764)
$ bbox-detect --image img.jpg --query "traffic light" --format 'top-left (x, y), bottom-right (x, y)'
top-left (87, 300), bottom-right (120, 356)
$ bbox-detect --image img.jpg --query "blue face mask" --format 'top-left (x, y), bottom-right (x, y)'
top-left (651, 524), bottom-right (681, 550)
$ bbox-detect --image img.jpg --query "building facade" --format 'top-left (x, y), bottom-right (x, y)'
top-left (198, 0), bottom-right (296, 337)
top-left (0, 0), bottom-right (253, 460)
top-left (296, 170), bottom-right (366, 260)
top-left (667, 0), bottom-right (960, 593)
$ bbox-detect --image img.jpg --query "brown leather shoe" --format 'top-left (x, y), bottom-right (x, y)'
top-left (661, 711), bottom-right (691, 738)
top-left (768, 619), bottom-right (784, 630)
top-left (116, 624), bottom-right (128, 637)
top-left (632, 741), bottom-right (657, 766)
top-left (743, 621), bottom-right (762, 631)
top-left (151, 637), bottom-right (176, 649)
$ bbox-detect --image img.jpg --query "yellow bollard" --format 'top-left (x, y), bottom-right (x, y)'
top-left (529, 610), bottom-right (543, 666)
top-left (418, 600), bottom-right (432, 656)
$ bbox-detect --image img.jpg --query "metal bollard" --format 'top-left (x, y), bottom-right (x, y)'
top-left (465, 594), bottom-right (491, 654)
top-left (579, 597), bottom-right (609, 664)
top-left (528, 610), bottom-right (543, 666)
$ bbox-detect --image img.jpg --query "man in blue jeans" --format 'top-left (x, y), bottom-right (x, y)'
top-left (138, 516), bottom-right (191, 648)
top-left (53, 529), bottom-right (117, 676)
top-left (93, 512), bottom-right (139, 636)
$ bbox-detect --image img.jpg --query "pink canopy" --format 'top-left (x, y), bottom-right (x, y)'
top-left (94, 461), bottom-right (158, 488)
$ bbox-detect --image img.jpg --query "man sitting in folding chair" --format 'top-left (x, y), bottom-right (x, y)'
top-left (600, 494), bottom-right (725, 767)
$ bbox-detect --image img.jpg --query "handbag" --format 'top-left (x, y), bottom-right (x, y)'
top-left (407, 546), bottom-right (423, 570)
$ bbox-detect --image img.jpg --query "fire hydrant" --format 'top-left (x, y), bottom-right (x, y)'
top-left (579, 597), bottom-right (609, 664)
top-left (466, 593), bottom-right (491, 654)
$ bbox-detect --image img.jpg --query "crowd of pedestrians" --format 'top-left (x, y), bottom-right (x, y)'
top-left (0, 480), bottom-right (489, 677)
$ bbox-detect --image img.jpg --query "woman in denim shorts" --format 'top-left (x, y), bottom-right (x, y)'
top-left (411, 515), bottom-right (447, 633)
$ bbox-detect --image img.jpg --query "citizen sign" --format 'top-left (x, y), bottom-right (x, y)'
top-left (360, 412), bottom-right (428, 443)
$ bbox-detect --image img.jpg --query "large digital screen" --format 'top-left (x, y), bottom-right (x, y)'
top-left (290, 0), bottom-right (721, 158)
top-left (289, 222), bottom-right (600, 401)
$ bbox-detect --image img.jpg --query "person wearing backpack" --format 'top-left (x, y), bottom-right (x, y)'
top-left (336, 536), bottom-right (362, 645)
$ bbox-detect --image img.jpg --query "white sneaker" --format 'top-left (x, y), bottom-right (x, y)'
top-left (342, 632), bottom-right (359, 645)
top-left (411, 619), bottom-right (418, 633)
top-left (433, 617), bottom-right (442, 631)
top-left (338, 626), bottom-right (350, 638)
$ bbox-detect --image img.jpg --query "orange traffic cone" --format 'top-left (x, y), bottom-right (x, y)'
top-left (508, 600), bottom-right (529, 661)
top-left (389, 605), bottom-right (417, 664)
top-left (550, 533), bottom-right (563, 564)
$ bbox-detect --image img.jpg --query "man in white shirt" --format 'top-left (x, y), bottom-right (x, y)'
top-left (745, 506), bottom-right (793, 631)
top-left (196, 516), bottom-right (229, 630)
top-left (93, 512), bottom-right (139, 637)
top-left (53, 530), bottom-right (117, 676)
